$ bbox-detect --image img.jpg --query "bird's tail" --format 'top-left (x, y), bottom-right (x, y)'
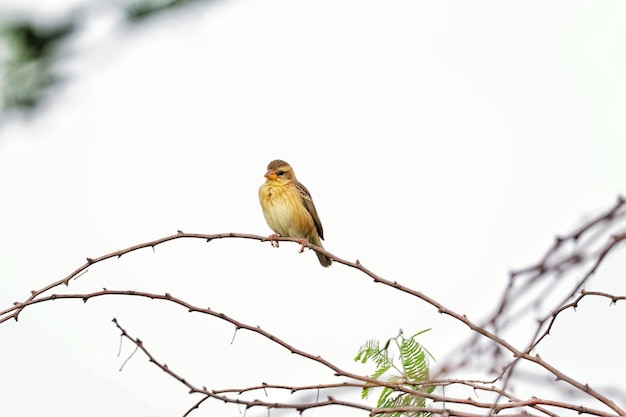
top-left (310, 235), bottom-right (332, 267)
top-left (315, 250), bottom-right (332, 267)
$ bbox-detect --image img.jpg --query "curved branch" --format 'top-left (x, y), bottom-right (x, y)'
top-left (2, 223), bottom-right (625, 416)
top-left (8, 289), bottom-right (623, 417)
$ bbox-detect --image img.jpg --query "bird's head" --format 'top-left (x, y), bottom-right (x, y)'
top-left (264, 159), bottom-right (296, 183)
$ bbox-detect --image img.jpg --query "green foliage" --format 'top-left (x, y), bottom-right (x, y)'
top-left (0, 0), bottom-right (212, 117)
top-left (0, 20), bottom-right (74, 112)
top-left (355, 329), bottom-right (435, 417)
top-left (125, 0), bottom-right (203, 21)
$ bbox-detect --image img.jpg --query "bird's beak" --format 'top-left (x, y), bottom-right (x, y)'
top-left (264, 169), bottom-right (277, 180)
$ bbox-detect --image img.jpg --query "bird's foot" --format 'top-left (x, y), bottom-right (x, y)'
top-left (297, 237), bottom-right (309, 253)
top-left (269, 234), bottom-right (281, 248)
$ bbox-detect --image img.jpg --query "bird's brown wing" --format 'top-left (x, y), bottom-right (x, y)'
top-left (295, 180), bottom-right (325, 240)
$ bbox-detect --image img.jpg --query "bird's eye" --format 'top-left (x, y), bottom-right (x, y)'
top-left (277, 170), bottom-right (285, 176)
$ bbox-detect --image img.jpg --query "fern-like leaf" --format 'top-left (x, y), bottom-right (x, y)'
top-left (401, 337), bottom-right (429, 382)
top-left (356, 329), bottom-right (434, 417)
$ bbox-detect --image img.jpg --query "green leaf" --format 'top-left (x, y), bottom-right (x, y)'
top-left (356, 329), bottom-right (435, 417)
top-left (371, 363), bottom-right (391, 380)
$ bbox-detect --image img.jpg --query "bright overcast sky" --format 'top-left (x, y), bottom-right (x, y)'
top-left (1, 1), bottom-right (626, 416)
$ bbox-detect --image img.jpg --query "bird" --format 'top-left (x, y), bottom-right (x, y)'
top-left (258, 159), bottom-right (332, 267)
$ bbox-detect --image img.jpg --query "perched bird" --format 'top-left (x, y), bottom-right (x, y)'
top-left (259, 159), bottom-right (332, 267)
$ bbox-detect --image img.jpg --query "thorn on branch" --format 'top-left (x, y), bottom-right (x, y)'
top-left (117, 335), bottom-right (123, 356)
top-left (86, 257), bottom-right (95, 264)
top-left (571, 254), bottom-right (583, 264)
top-left (119, 343), bottom-right (139, 371)
top-left (73, 270), bottom-right (88, 281)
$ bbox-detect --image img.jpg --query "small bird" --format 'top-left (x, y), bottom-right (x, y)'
top-left (259, 159), bottom-right (332, 267)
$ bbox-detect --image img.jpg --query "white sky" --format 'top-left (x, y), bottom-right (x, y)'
top-left (1, 1), bottom-right (626, 416)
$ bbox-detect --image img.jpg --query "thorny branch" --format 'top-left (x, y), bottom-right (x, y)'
top-left (1, 196), bottom-right (626, 416)
top-left (432, 196), bottom-right (626, 409)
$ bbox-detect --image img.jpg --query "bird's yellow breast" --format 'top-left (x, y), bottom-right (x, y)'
top-left (259, 182), bottom-right (316, 239)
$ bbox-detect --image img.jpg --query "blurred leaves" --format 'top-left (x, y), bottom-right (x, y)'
top-left (126, 0), bottom-right (206, 21)
top-left (0, 0), bottom-right (212, 118)
top-left (1, 19), bottom-right (74, 112)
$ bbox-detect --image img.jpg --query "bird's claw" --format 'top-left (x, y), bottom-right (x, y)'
top-left (269, 234), bottom-right (280, 248)
top-left (298, 238), bottom-right (309, 253)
